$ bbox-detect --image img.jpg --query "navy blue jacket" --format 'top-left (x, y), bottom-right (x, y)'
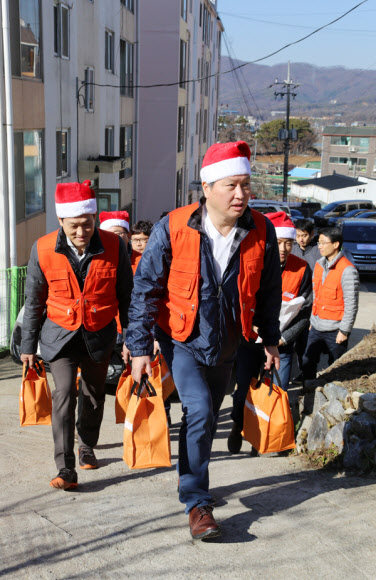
top-left (126, 202), bottom-right (282, 366)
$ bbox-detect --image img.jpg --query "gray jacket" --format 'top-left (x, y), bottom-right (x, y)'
top-left (21, 227), bottom-right (133, 362)
top-left (291, 238), bottom-right (321, 273)
top-left (311, 251), bottom-right (360, 334)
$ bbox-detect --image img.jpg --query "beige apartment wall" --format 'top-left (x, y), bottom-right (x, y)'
top-left (120, 178), bottom-right (133, 211)
top-left (16, 213), bottom-right (46, 266)
top-left (12, 79), bottom-right (45, 130)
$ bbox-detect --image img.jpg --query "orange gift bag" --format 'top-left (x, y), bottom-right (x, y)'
top-left (123, 375), bottom-right (171, 469)
top-left (115, 364), bottom-right (133, 423)
top-left (242, 367), bottom-right (296, 454)
top-left (115, 354), bottom-right (175, 424)
top-left (19, 360), bottom-right (52, 426)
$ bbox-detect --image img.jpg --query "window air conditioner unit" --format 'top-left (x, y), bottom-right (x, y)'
top-left (349, 147), bottom-right (358, 152)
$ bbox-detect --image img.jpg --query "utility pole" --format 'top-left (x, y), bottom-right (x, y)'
top-left (274, 62), bottom-right (300, 202)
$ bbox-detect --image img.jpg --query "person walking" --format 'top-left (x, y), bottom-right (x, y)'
top-left (129, 220), bottom-right (153, 274)
top-left (291, 218), bottom-right (320, 273)
top-left (228, 212), bottom-right (312, 455)
top-left (21, 181), bottom-right (133, 490)
top-left (125, 141), bottom-right (282, 539)
top-left (302, 227), bottom-right (359, 384)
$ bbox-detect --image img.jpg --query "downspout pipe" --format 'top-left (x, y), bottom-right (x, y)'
top-left (2, 0), bottom-right (17, 266)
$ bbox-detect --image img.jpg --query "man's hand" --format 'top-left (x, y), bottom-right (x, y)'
top-left (20, 354), bottom-right (37, 368)
top-left (264, 346), bottom-right (280, 371)
top-left (122, 344), bottom-right (131, 364)
top-left (131, 355), bottom-right (152, 384)
top-left (336, 331), bottom-right (348, 344)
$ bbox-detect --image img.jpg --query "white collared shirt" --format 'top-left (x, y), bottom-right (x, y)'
top-left (66, 235), bottom-right (87, 262)
top-left (202, 206), bottom-right (237, 282)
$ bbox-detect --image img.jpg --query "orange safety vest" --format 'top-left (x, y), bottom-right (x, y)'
top-left (157, 202), bottom-right (266, 342)
top-left (282, 253), bottom-right (307, 302)
top-left (312, 255), bottom-right (355, 321)
top-left (37, 229), bottom-right (119, 332)
top-left (131, 252), bottom-right (142, 275)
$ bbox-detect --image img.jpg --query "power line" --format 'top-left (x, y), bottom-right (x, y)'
top-left (77, 1), bottom-right (367, 99)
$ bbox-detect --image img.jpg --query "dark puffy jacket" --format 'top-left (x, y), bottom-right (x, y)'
top-left (126, 202), bottom-right (282, 366)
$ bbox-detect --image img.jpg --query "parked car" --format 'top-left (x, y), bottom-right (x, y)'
top-left (327, 208), bottom-right (374, 226)
top-left (313, 200), bottom-right (375, 227)
top-left (289, 208), bottom-right (314, 225)
top-left (248, 200), bottom-right (291, 215)
top-left (337, 219), bottom-right (376, 272)
top-left (10, 306), bottom-right (124, 384)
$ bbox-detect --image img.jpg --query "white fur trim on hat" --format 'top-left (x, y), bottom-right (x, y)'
top-left (275, 226), bottom-right (296, 240)
top-left (200, 157), bottom-right (251, 184)
top-left (100, 218), bottom-right (130, 232)
top-left (56, 197), bottom-right (97, 218)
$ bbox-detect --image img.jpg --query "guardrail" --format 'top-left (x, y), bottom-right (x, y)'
top-left (0, 267), bottom-right (27, 354)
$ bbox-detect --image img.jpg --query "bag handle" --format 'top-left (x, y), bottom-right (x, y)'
top-left (23, 359), bottom-right (44, 379)
top-left (255, 364), bottom-right (282, 396)
top-left (130, 373), bottom-right (157, 400)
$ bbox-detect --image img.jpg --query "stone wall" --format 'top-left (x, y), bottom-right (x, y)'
top-left (296, 383), bottom-right (376, 471)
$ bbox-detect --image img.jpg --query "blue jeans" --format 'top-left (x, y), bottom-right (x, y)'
top-left (302, 326), bottom-right (349, 380)
top-left (278, 344), bottom-right (294, 392)
top-left (159, 339), bottom-right (233, 514)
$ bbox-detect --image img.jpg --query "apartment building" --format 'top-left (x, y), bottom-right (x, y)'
top-left (1, 0), bottom-right (223, 267)
top-left (322, 126), bottom-right (376, 179)
top-left (137, 0), bottom-right (223, 222)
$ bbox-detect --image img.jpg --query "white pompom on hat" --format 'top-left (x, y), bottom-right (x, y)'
top-left (55, 180), bottom-right (97, 218)
top-left (265, 211), bottom-right (296, 240)
top-left (99, 211), bottom-right (130, 232)
top-left (200, 140), bottom-right (251, 184)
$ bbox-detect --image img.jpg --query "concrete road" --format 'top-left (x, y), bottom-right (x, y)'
top-left (1, 276), bottom-right (375, 579)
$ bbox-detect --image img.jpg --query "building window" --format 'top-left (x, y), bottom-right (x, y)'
top-left (18, 0), bottom-right (41, 77)
top-left (14, 130), bottom-right (44, 221)
top-left (179, 40), bottom-right (187, 88)
top-left (205, 62), bottom-right (209, 96)
top-left (350, 137), bottom-right (369, 153)
top-left (181, 0), bottom-right (187, 21)
top-left (176, 169), bottom-right (183, 208)
top-left (105, 126), bottom-right (114, 156)
top-left (329, 157), bottom-right (348, 164)
top-left (119, 125), bottom-right (133, 179)
top-left (105, 30), bottom-right (114, 72)
top-left (120, 39), bottom-right (134, 97)
top-left (330, 136), bottom-right (350, 146)
top-left (203, 109), bottom-right (208, 143)
top-left (84, 67), bottom-right (94, 111)
top-left (56, 129), bottom-right (70, 178)
top-left (54, 2), bottom-right (69, 58)
top-left (120, 0), bottom-right (134, 13)
top-left (178, 107), bottom-right (185, 152)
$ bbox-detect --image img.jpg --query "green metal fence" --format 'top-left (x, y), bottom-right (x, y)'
top-left (0, 267), bottom-right (27, 354)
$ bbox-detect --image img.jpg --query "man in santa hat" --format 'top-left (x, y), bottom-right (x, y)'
top-left (21, 181), bottom-right (133, 490)
top-left (125, 141), bottom-right (282, 539)
top-left (99, 210), bottom-right (130, 242)
top-left (228, 211), bottom-right (312, 455)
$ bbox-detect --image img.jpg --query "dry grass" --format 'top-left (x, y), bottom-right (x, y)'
top-left (316, 328), bottom-right (376, 394)
top-left (255, 154), bottom-right (321, 166)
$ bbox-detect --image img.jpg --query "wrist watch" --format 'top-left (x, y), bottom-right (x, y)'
top-left (339, 330), bottom-right (349, 336)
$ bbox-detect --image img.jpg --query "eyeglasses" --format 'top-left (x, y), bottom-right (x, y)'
top-left (317, 241), bottom-right (332, 246)
top-left (130, 237), bottom-right (149, 245)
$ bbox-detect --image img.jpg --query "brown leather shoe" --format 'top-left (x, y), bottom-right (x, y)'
top-left (189, 506), bottom-right (221, 540)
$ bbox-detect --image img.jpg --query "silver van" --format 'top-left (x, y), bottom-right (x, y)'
top-left (313, 199), bottom-right (375, 226)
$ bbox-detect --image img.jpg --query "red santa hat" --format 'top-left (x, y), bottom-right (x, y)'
top-left (99, 211), bottom-right (130, 232)
top-left (55, 180), bottom-right (97, 218)
top-left (265, 211), bottom-right (296, 240)
top-left (200, 141), bottom-right (251, 184)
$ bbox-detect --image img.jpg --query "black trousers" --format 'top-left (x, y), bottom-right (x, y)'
top-left (302, 326), bottom-right (349, 381)
top-left (49, 333), bottom-right (111, 471)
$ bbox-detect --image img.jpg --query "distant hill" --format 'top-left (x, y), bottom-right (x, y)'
top-left (219, 57), bottom-right (376, 122)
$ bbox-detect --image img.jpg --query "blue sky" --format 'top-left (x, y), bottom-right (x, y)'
top-left (217, 0), bottom-right (376, 70)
